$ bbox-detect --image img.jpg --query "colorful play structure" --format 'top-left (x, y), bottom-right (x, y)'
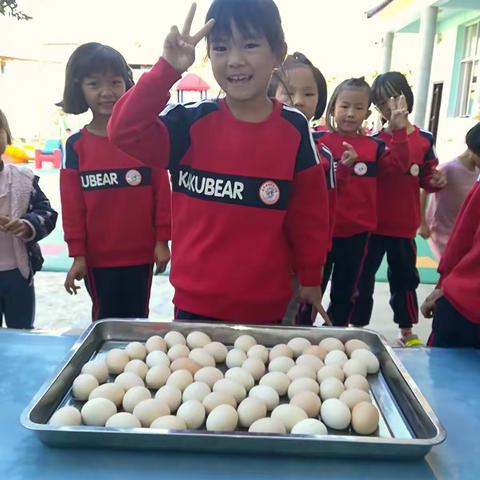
top-left (3, 139), bottom-right (63, 168)
top-left (176, 73), bottom-right (210, 102)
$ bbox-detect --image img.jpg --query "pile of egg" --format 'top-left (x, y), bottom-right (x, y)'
top-left (49, 332), bottom-right (381, 436)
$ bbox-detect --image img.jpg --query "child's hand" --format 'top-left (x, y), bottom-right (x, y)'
top-left (417, 222), bottom-right (431, 239)
top-left (154, 240), bottom-right (171, 274)
top-left (340, 142), bottom-right (358, 167)
top-left (0, 214), bottom-right (9, 227)
top-left (420, 288), bottom-right (443, 318)
top-left (163, 3), bottom-right (215, 74)
top-left (0, 217), bottom-right (33, 239)
top-left (65, 256), bottom-right (87, 295)
top-left (388, 95), bottom-right (409, 131)
top-left (430, 169), bottom-right (447, 189)
top-left (298, 285), bottom-right (332, 326)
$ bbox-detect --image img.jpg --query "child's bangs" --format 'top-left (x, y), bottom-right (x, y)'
top-left (373, 80), bottom-right (400, 105)
top-left (76, 48), bottom-right (125, 80)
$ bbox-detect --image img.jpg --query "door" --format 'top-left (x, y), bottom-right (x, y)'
top-left (428, 82), bottom-right (443, 142)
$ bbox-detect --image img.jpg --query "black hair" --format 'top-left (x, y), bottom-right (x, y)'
top-left (268, 52), bottom-right (327, 121)
top-left (205, 0), bottom-right (285, 57)
top-left (326, 77), bottom-right (371, 132)
top-left (466, 122), bottom-right (480, 156)
top-left (60, 42), bottom-right (134, 114)
top-left (371, 71), bottom-right (414, 113)
top-left (0, 108), bottom-right (12, 144)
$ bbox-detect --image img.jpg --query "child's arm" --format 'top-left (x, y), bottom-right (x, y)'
top-left (418, 189), bottom-right (431, 239)
top-left (419, 134), bottom-right (446, 192)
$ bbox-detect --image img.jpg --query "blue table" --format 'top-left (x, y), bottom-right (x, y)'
top-left (0, 331), bottom-right (479, 480)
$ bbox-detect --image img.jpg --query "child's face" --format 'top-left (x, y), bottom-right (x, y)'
top-left (81, 70), bottom-right (127, 117)
top-left (209, 22), bottom-right (284, 107)
top-left (0, 128), bottom-right (7, 156)
top-left (275, 67), bottom-right (319, 120)
top-left (375, 94), bottom-right (396, 121)
top-left (333, 88), bottom-right (370, 135)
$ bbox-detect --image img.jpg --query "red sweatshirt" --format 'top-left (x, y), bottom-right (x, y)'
top-left (437, 178), bottom-right (480, 324)
top-left (315, 130), bottom-right (409, 237)
top-left (108, 58), bottom-right (330, 323)
top-left (373, 127), bottom-right (439, 238)
top-left (60, 128), bottom-right (171, 268)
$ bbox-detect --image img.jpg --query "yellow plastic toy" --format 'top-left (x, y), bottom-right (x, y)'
top-left (4, 144), bottom-right (34, 164)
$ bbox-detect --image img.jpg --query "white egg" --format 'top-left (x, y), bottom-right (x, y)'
top-left (225, 367), bottom-right (255, 391)
top-left (105, 412), bottom-right (141, 428)
top-left (296, 354), bottom-right (324, 371)
top-left (339, 389), bottom-right (371, 410)
top-left (248, 385), bottom-right (279, 411)
top-left (81, 360), bottom-right (109, 383)
top-left (133, 398), bottom-right (170, 427)
top-left (268, 356), bottom-right (295, 374)
top-left (291, 418), bottom-right (328, 435)
top-left (206, 404), bottom-right (238, 432)
top-left (145, 335), bottom-right (167, 353)
top-left (81, 398), bottom-right (117, 426)
top-left (344, 374), bottom-right (370, 392)
top-left (194, 366), bottom-right (224, 388)
top-left (186, 331), bottom-right (211, 349)
top-left (164, 331), bottom-right (186, 348)
top-left (225, 348), bottom-right (247, 368)
top-left (259, 371), bottom-right (291, 396)
top-left (303, 345), bottom-right (328, 361)
top-left (167, 344), bottom-right (191, 361)
top-left (88, 383), bottom-right (125, 407)
top-left (320, 377), bottom-right (345, 400)
top-left (150, 415), bottom-right (187, 430)
top-left (105, 349), bottom-right (130, 374)
top-left (125, 341), bottom-right (147, 360)
top-left (242, 357), bottom-right (266, 381)
top-left (155, 385), bottom-right (182, 412)
top-left (124, 359), bottom-right (149, 380)
top-left (288, 377), bottom-right (319, 399)
top-left (188, 348), bottom-right (216, 368)
top-left (247, 344), bottom-right (269, 363)
top-left (351, 401), bottom-right (379, 435)
top-left (202, 391), bottom-right (237, 414)
top-left (248, 417), bottom-right (286, 434)
top-left (182, 382), bottom-right (211, 402)
top-left (319, 337), bottom-right (345, 353)
top-left (287, 337), bottom-right (312, 358)
top-left (145, 364), bottom-right (171, 389)
top-left (170, 358), bottom-right (201, 375)
top-left (213, 379), bottom-right (247, 403)
top-left (290, 391), bottom-right (321, 417)
top-left (72, 374), bottom-right (99, 401)
top-left (176, 400), bottom-right (205, 429)
top-left (271, 404), bottom-right (308, 432)
top-left (146, 350), bottom-right (170, 368)
top-left (237, 397), bottom-right (267, 428)
top-left (324, 350), bottom-right (349, 368)
top-left (317, 365), bottom-right (345, 383)
top-left (49, 406), bottom-right (81, 427)
top-left (287, 365), bottom-right (317, 381)
top-left (114, 372), bottom-right (144, 391)
top-left (122, 386), bottom-right (151, 413)
top-left (320, 398), bottom-right (351, 430)
top-left (269, 344), bottom-right (294, 361)
top-left (343, 359), bottom-right (368, 378)
top-left (203, 342), bottom-right (228, 363)
top-left (345, 339), bottom-right (370, 357)
top-left (351, 349), bottom-right (380, 374)
top-left (234, 334), bottom-right (257, 352)
top-left (166, 369), bottom-right (194, 392)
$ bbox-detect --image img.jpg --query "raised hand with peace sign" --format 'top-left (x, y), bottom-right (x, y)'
top-left (163, 3), bottom-right (215, 74)
top-left (388, 94), bottom-right (409, 131)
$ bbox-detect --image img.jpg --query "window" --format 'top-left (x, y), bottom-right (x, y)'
top-left (457, 21), bottom-right (480, 117)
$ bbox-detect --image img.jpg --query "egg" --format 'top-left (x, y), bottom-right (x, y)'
top-left (176, 400), bottom-right (205, 429)
top-left (320, 398), bottom-right (351, 430)
top-left (49, 406), bottom-right (81, 427)
top-left (303, 345), bottom-right (328, 360)
top-left (124, 359), bottom-right (149, 380)
top-left (88, 383), bottom-right (125, 407)
top-left (167, 344), bottom-right (190, 361)
top-left (344, 374), bottom-right (370, 392)
top-left (269, 344), bottom-right (294, 361)
top-left (146, 350), bottom-right (170, 368)
top-left (339, 389), bottom-right (371, 410)
top-left (213, 378), bottom-right (246, 403)
top-left (287, 365), bottom-right (316, 381)
top-left (320, 377), bottom-right (345, 400)
top-left (81, 360), bottom-right (109, 383)
top-left (182, 381), bottom-right (211, 402)
top-left (237, 397), bottom-right (267, 427)
top-left (186, 331), bottom-right (211, 349)
top-left (296, 354), bottom-right (324, 371)
top-left (81, 398), bottom-right (117, 426)
top-left (248, 417), bottom-right (286, 434)
top-left (206, 404), bottom-right (238, 432)
top-left (344, 339), bottom-right (370, 357)
top-left (125, 341), bottom-right (147, 360)
top-left (247, 344), bottom-right (269, 363)
top-left (202, 391), bottom-right (237, 414)
top-left (203, 341), bottom-right (228, 363)
top-left (145, 335), bottom-right (167, 353)
top-left (72, 373), bottom-right (99, 401)
top-left (324, 350), bottom-right (349, 368)
top-left (317, 365), bottom-right (345, 383)
top-left (351, 401), bottom-right (379, 435)
top-left (122, 386), bottom-right (152, 413)
top-left (155, 385), bottom-right (182, 412)
top-left (114, 372), bottom-right (145, 391)
top-left (170, 357), bottom-right (201, 375)
top-left (248, 385), bottom-right (280, 411)
top-left (164, 331), bottom-right (186, 348)
top-left (166, 369), bottom-right (194, 392)
top-left (150, 415), bottom-right (187, 430)
top-left (105, 348), bottom-right (130, 374)
top-left (259, 371), bottom-right (291, 396)
top-left (234, 334), bottom-right (257, 352)
top-left (188, 348), bottom-right (216, 368)
top-left (194, 366), bottom-right (224, 388)
top-left (343, 359), bottom-right (368, 378)
top-left (225, 367), bottom-right (255, 390)
top-left (288, 377), bottom-right (319, 399)
top-left (225, 348), bottom-right (247, 368)
top-left (133, 398), bottom-right (170, 427)
top-left (268, 356), bottom-right (295, 374)
top-left (351, 349), bottom-right (380, 374)
top-left (319, 337), bottom-right (345, 353)
top-left (290, 391), bottom-right (321, 417)
top-left (242, 358), bottom-right (266, 381)
top-left (145, 364), bottom-right (171, 389)
top-left (105, 412), bottom-right (141, 428)
top-left (291, 418), bottom-right (328, 435)
top-left (271, 404), bottom-right (308, 432)
top-left (287, 337), bottom-right (312, 358)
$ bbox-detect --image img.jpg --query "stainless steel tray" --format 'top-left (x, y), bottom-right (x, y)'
top-left (21, 320), bottom-right (446, 458)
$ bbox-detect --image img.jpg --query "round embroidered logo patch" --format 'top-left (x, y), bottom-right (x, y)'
top-left (409, 164), bottom-right (420, 177)
top-left (259, 181), bottom-right (280, 205)
top-left (125, 169), bottom-right (142, 186)
top-left (353, 162), bottom-right (368, 176)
